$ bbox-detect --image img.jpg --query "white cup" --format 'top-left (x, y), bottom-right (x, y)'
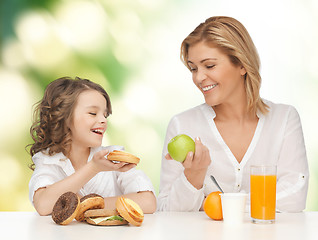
top-left (220, 193), bottom-right (248, 225)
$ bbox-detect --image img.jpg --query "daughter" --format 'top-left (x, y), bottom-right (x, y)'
top-left (28, 77), bottom-right (156, 215)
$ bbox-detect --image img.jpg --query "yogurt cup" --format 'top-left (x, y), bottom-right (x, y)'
top-left (220, 193), bottom-right (248, 225)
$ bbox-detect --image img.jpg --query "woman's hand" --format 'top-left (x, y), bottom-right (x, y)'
top-left (90, 149), bottom-right (136, 174)
top-left (166, 137), bottom-right (211, 189)
top-left (183, 137), bottom-right (211, 170)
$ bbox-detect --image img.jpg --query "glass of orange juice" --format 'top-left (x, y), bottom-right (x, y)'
top-left (250, 165), bottom-right (277, 224)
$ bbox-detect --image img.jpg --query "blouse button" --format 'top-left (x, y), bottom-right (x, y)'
top-left (238, 168), bottom-right (241, 171)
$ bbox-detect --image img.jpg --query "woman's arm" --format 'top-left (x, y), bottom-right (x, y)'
top-left (158, 117), bottom-right (208, 211)
top-left (183, 137), bottom-right (211, 189)
top-left (276, 106), bottom-right (309, 212)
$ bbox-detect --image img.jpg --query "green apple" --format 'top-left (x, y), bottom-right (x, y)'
top-left (167, 134), bottom-right (195, 162)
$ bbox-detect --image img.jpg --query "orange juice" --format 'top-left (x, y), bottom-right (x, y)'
top-left (250, 175), bottom-right (276, 220)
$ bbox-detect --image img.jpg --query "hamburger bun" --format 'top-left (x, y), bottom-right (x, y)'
top-left (116, 197), bottom-right (144, 226)
top-left (107, 150), bottom-right (140, 164)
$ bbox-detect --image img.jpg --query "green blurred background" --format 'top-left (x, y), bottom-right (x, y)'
top-left (1, 0), bottom-right (317, 211)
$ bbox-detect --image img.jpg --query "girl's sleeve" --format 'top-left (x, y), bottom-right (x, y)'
top-left (28, 156), bottom-right (62, 204)
top-left (276, 106), bottom-right (309, 212)
top-left (115, 168), bottom-right (156, 195)
top-left (157, 117), bottom-right (205, 211)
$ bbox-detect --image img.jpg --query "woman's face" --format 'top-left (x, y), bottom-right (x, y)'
top-left (69, 90), bottom-right (108, 149)
top-left (187, 41), bottom-right (247, 107)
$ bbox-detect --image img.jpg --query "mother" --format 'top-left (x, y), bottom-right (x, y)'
top-left (158, 16), bottom-right (309, 212)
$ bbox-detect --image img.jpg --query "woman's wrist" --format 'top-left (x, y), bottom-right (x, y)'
top-left (184, 168), bottom-right (207, 190)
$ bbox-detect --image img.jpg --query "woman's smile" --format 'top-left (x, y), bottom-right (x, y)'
top-left (188, 42), bottom-right (246, 107)
top-left (201, 83), bottom-right (218, 93)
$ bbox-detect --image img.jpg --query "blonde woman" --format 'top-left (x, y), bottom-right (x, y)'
top-left (158, 16), bottom-right (308, 212)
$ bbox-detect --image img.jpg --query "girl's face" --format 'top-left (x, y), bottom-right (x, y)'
top-left (69, 90), bottom-right (108, 149)
top-left (187, 41), bottom-right (247, 107)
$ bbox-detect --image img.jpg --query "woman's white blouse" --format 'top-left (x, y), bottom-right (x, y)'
top-left (158, 100), bottom-right (309, 212)
top-left (29, 145), bottom-right (155, 204)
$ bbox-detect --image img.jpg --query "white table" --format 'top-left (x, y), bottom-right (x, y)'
top-left (1, 211), bottom-right (317, 240)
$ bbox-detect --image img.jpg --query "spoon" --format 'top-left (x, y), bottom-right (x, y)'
top-left (210, 175), bottom-right (224, 193)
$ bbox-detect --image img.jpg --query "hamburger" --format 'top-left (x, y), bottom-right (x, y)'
top-left (84, 197), bottom-right (144, 226)
top-left (84, 209), bottom-right (128, 226)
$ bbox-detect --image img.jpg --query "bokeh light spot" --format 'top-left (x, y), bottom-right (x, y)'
top-left (55, 0), bottom-right (109, 54)
top-left (0, 154), bottom-right (23, 190)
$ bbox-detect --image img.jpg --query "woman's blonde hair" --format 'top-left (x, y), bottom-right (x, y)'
top-left (181, 16), bottom-right (268, 114)
top-left (28, 77), bottom-right (112, 170)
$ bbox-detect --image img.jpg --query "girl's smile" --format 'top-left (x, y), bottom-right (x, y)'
top-left (91, 128), bottom-right (105, 136)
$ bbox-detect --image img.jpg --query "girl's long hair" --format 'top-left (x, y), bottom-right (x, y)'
top-left (28, 77), bottom-right (111, 170)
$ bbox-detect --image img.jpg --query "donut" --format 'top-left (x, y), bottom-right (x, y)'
top-left (107, 150), bottom-right (140, 164)
top-left (75, 193), bottom-right (105, 222)
top-left (52, 192), bottom-right (80, 225)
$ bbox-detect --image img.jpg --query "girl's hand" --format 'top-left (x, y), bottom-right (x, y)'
top-left (90, 149), bottom-right (136, 173)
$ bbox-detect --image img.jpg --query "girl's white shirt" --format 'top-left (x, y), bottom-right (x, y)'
top-left (29, 145), bottom-right (155, 204)
top-left (158, 100), bottom-right (309, 212)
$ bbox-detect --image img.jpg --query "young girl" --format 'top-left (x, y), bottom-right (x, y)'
top-left (28, 77), bottom-right (156, 215)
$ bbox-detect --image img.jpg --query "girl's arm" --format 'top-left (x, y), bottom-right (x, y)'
top-left (33, 150), bottom-right (135, 215)
top-left (33, 160), bottom-right (98, 215)
top-left (104, 191), bottom-right (157, 214)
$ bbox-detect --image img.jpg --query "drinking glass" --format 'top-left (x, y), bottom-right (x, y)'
top-left (250, 165), bottom-right (277, 224)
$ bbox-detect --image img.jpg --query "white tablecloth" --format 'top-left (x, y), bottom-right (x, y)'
top-left (1, 211), bottom-right (317, 240)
